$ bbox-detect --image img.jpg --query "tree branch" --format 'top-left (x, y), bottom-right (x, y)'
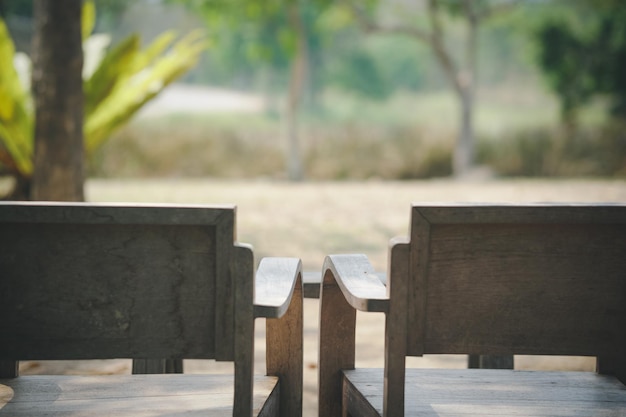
top-left (479, 0), bottom-right (521, 21)
top-left (342, 0), bottom-right (431, 43)
top-left (427, 0), bottom-right (463, 95)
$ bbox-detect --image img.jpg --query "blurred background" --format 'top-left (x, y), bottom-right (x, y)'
top-left (2, 3), bottom-right (625, 414)
top-left (2, 0), bottom-right (625, 190)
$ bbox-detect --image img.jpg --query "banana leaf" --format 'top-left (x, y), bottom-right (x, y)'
top-left (85, 30), bottom-right (208, 153)
top-left (0, 19), bottom-right (33, 175)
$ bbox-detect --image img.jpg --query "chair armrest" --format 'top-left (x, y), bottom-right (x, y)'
top-left (322, 254), bottom-right (389, 313)
top-left (254, 257), bottom-right (302, 319)
top-left (255, 257), bottom-right (303, 417)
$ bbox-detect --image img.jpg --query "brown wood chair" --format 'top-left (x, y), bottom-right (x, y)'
top-left (318, 204), bottom-right (626, 417)
top-left (0, 202), bottom-right (302, 417)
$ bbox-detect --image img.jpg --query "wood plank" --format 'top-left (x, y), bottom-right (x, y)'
top-left (0, 202), bottom-right (235, 225)
top-left (254, 258), bottom-right (302, 318)
top-left (233, 244), bottom-right (255, 417)
top-left (383, 241), bottom-right (409, 417)
top-left (344, 368), bottom-right (626, 416)
top-left (318, 263), bottom-right (358, 417)
top-left (266, 261), bottom-right (303, 417)
top-left (0, 374), bottom-right (278, 416)
top-left (301, 271), bottom-right (386, 299)
top-left (415, 204), bottom-right (626, 225)
top-left (420, 222), bottom-right (626, 356)
top-left (322, 254), bottom-right (388, 312)
top-left (0, 222), bottom-right (219, 360)
top-left (0, 361), bottom-right (18, 378)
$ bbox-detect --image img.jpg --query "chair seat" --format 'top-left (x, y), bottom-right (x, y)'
top-left (0, 374), bottom-right (279, 416)
top-left (343, 368), bottom-right (626, 416)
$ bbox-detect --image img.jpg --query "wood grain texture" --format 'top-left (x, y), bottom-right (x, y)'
top-left (318, 267), bottom-right (358, 417)
top-left (0, 203), bottom-right (240, 361)
top-left (0, 202), bottom-right (237, 362)
top-left (265, 261), bottom-right (303, 417)
top-left (383, 241), bottom-right (409, 417)
top-left (321, 255), bottom-right (388, 313)
top-left (233, 244), bottom-right (255, 417)
top-left (320, 204), bottom-right (626, 416)
top-left (254, 258), bottom-right (303, 318)
top-left (0, 203), bottom-right (303, 416)
top-left (0, 222), bottom-right (219, 360)
top-left (0, 374), bottom-right (278, 416)
top-left (344, 368), bottom-right (626, 416)
top-left (0, 362), bottom-right (17, 379)
top-left (419, 222), bottom-right (626, 357)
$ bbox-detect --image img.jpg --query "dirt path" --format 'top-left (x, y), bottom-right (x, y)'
top-left (21, 178), bottom-right (626, 416)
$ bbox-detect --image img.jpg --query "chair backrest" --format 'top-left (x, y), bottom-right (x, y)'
top-left (0, 202), bottom-right (244, 364)
top-left (401, 205), bottom-right (626, 365)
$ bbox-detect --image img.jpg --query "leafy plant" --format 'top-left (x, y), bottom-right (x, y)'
top-left (0, 1), bottom-right (207, 198)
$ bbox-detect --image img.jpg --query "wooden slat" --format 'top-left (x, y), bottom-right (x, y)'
top-left (322, 254), bottom-right (388, 312)
top-left (0, 374), bottom-right (278, 416)
top-left (233, 244), bottom-right (255, 417)
top-left (0, 361), bottom-right (18, 378)
top-left (0, 222), bottom-right (218, 360)
top-left (383, 241), bottom-right (409, 417)
top-left (0, 202), bottom-right (235, 225)
top-left (254, 258), bottom-right (302, 318)
top-left (131, 359), bottom-right (183, 374)
top-left (415, 203), bottom-right (626, 225)
top-left (266, 262), bottom-right (303, 417)
top-left (215, 209), bottom-right (236, 361)
top-left (344, 368), bottom-right (626, 416)
top-left (318, 264), bottom-right (358, 417)
top-left (419, 222), bottom-right (626, 356)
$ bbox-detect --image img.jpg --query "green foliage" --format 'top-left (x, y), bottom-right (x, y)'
top-left (531, 0), bottom-right (626, 122)
top-left (0, 19), bottom-right (32, 175)
top-left (0, 2), bottom-right (207, 178)
top-left (84, 29), bottom-right (207, 153)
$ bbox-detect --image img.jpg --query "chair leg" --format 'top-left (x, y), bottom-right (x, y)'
top-left (468, 355), bottom-right (514, 369)
top-left (0, 360), bottom-right (18, 378)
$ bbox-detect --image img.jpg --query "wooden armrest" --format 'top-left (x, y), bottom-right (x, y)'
top-left (256, 257), bottom-right (303, 417)
top-left (322, 254), bottom-right (389, 313)
top-left (254, 257), bottom-right (302, 319)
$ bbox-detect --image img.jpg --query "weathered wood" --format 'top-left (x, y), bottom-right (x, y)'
top-left (318, 204), bottom-right (626, 416)
top-left (233, 244), bottom-right (255, 417)
top-left (0, 374), bottom-right (279, 416)
top-left (254, 258), bottom-right (303, 318)
top-left (131, 359), bottom-right (183, 374)
top-left (301, 271), bottom-right (386, 300)
top-left (322, 255), bottom-right (388, 313)
top-left (0, 221), bottom-right (219, 359)
top-left (264, 259), bottom-right (303, 417)
top-left (318, 266), bottom-right (359, 417)
top-left (468, 354), bottom-right (514, 369)
top-left (0, 203), bottom-right (302, 416)
top-left (382, 240), bottom-right (409, 417)
top-left (0, 361), bottom-right (18, 378)
top-left (344, 368), bottom-right (626, 416)
top-left (417, 221), bottom-right (626, 357)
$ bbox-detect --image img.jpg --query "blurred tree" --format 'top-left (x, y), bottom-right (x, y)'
top-left (343, 0), bottom-right (519, 178)
top-left (532, 0), bottom-right (626, 127)
top-left (30, 0), bottom-right (85, 201)
top-left (177, 0), bottom-right (338, 181)
top-left (0, 2), bottom-right (207, 199)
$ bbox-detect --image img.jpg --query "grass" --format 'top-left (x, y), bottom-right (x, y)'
top-left (88, 88), bottom-right (624, 181)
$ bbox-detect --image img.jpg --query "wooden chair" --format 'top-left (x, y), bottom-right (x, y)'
top-left (318, 204), bottom-right (626, 416)
top-left (0, 202), bottom-right (302, 417)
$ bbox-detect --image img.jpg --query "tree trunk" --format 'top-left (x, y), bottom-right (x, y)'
top-left (285, 2), bottom-right (308, 182)
top-left (453, 3), bottom-right (478, 178)
top-left (454, 89), bottom-right (474, 177)
top-left (30, 0), bottom-right (85, 201)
